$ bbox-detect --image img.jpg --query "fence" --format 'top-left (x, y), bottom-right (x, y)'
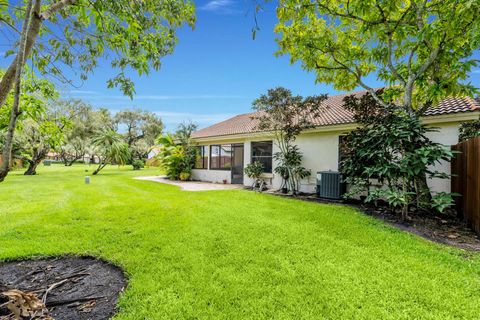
top-left (451, 137), bottom-right (480, 233)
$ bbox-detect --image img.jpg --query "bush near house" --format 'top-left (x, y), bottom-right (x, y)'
top-left (155, 135), bottom-right (197, 180)
top-left (341, 92), bottom-right (455, 220)
top-left (155, 122), bottom-right (198, 181)
top-left (252, 87), bottom-right (327, 194)
top-left (459, 116), bottom-right (480, 142)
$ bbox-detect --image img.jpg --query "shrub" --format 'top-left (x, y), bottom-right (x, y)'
top-left (132, 159), bottom-right (144, 170)
top-left (459, 117), bottom-right (480, 142)
top-left (155, 134), bottom-right (197, 180)
top-left (342, 110), bottom-right (453, 219)
top-left (179, 172), bottom-right (191, 181)
top-left (245, 161), bottom-right (264, 180)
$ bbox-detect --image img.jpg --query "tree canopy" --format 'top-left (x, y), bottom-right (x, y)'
top-left (0, 0), bottom-right (195, 101)
top-left (252, 87), bottom-right (327, 193)
top-left (275, 0), bottom-right (480, 113)
top-left (114, 109), bottom-right (163, 160)
top-left (0, 0), bottom-right (195, 181)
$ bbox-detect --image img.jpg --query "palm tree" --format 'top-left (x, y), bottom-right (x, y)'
top-left (91, 130), bottom-right (130, 175)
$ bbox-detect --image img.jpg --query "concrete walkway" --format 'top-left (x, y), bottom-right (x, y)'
top-left (134, 176), bottom-right (244, 191)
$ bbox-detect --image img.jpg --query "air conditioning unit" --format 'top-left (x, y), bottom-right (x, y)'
top-left (316, 171), bottom-right (345, 200)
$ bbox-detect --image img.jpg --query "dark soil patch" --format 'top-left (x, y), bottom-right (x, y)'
top-left (357, 204), bottom-right (480, 252)
top-left (0, 256), bottom-right (126, 320)
top-left (266, 191), bottom-right (480, 252)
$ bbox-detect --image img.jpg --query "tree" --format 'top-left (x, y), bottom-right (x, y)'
top-left (0, 71), bottom-right (58, 175)
top-left (0, 69), bottom-right (58, 179)
top-left (114, 109), bottom-right (163, 161)
top-left (55, 99), bottom-right (96, 166)
top-left (91, 130), bottom-right (130, 175)
top-left (173, 122), bottom-right (198, 145)
top-left (275, 0), bottom-right (480, 200)
top-left (459, 117), bottom-right (480, 142)
top-left (0, 0), bottom-right (195, 181)
top-left (155, 123), bottom-right (198, 180)
top-left (16, 110), bottom-right (71, 175)
top-left (244, 161), bottom-right (265, 190)
top-left (252, 87), bottom-right (327, 194)
top-left (341, 92), bottom-right (453, 219)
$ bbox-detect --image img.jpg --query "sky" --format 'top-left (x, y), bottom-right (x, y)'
top-left (1, 0), bottom-right (480, 131)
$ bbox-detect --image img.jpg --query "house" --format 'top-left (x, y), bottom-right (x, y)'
top-left (190, 91), bottom-right (480, 194)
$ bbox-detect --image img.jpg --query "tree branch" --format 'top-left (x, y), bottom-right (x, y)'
top-left (40, 0), bottom-right (77, 20)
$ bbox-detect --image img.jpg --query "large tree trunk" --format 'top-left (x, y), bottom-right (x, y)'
top-left (0, 0), bottom-right (76, 182)
top-left (23, 148), bottom-right (48, 175)
top-left (0, 1), bottom-right (42, 110)
top-left (0, 0), bottom-right (35, 182)
top-left (0, 0), bottom-right (77, 109)
top-left (24, 160), bottom-right (40, 175)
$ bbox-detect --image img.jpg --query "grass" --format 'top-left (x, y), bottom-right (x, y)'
top-left (1, 164), bottom-right (480, 319)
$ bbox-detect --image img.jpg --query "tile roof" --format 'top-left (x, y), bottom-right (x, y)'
top-left (192, 91), bottom-right (480, 139)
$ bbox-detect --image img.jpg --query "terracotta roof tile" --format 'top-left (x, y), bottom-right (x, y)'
top-left (192, 91), bottom-right (480, 139)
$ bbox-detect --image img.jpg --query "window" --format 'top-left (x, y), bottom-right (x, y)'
top-left (195, 146), bottom-right (208, 169)
top-left (210, 144), bottom-right (232, 170)
top-left (251, 141), bottom-right (273, 173)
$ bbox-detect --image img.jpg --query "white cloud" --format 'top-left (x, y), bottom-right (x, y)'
top-left (198, 0), bottom-right (239, 13)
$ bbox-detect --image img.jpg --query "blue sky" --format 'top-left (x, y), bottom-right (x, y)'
top-left (1, 0), bottom-right (480, 131)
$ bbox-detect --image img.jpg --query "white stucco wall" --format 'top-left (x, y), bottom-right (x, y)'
top-left (191, 121), bottom-right (464, 194)
top-left (191, 168), bottom-right (231, 184)
top-left (425, 123), bottom-right (460, 193)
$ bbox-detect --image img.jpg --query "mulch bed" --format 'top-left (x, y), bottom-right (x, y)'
top-left (0, 256), bottom-right (126, 320)
top-left (265, 190), bottom-right (480, 252)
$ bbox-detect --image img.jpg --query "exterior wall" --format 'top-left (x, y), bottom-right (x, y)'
top-left (191, 121), bottom-right (464, 194)
top-left (425, 123), bottom-right (460, 193)
top-left (191, 168), bottom-right (231, 184)
top-left (191, 131), bottom-right (345, 193)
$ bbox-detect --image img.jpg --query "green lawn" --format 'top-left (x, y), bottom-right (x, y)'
top-left (1, 164), bottom-right (480, 319)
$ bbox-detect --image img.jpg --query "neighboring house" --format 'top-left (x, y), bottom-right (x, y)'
top-left (147, 147), bottom-right (161, 159)
top-left (190, 91), bottom-right (480, 194)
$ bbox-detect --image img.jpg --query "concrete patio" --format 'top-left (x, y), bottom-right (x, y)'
top-left (134, 176), bottom-right (244, 191)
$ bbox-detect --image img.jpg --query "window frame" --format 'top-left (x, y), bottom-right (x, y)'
top-left (251, 141), bottom-right (273, 173)
top-left (209, 144), bottom-right (232, 170)
top-left (194, 145), bottom-right (208, 170)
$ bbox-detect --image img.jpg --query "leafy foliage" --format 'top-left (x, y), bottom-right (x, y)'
top-left (91, 130), bottom-right (130, 175)
top-left (459, 116), bottom-right (480, 142)
top-left (252, 87), bottom-right (327, 193)
top-left (0, 70), bottom-right (57, 131)
top-left (156, 135), bottom-right (196, 180)
top-left (341, 94), bottom-right (454, 218)
top-left (54, 99), bottom-right (97, 166)
top-left (245, 161), bottom-right (264, 180)
top-left (132, 159), bottom-right (145, 171)
top-left (155, 123), bottom-right (198, 180)
top-left (2, 0), bottom-right (196, 98)
top-left (0, 0), bottom-right (194, 182)
top-left (114, 109), bottom-right (163, 161)
top-left (245, 161), bottom-right (265, 190)
top-left (173, 122), bottom-right (198, 145)
top-left (275, 0), bottom-right (480, 113)
top-left (15, 112), bottom-right (70, 175)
